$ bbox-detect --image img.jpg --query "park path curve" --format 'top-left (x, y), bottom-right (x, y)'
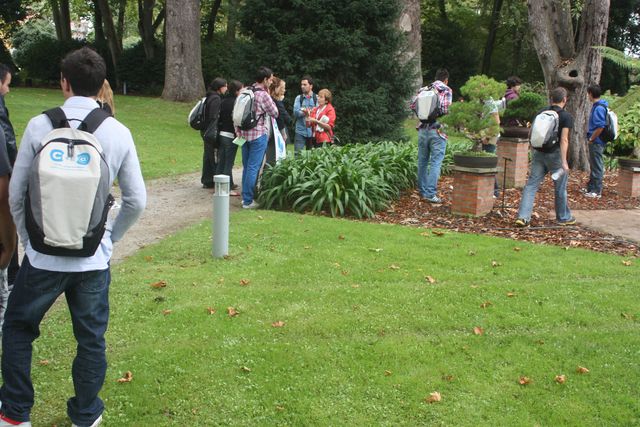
top-left (572, 208), bottom-right (640, 244)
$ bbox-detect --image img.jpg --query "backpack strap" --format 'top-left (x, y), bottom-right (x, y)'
top-left (43, 108), bottom-right (70, 129)
top-left (78, 108), bottom-right (111, 134)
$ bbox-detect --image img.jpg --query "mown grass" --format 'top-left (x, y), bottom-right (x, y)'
top-left (28, 210), bottom-right (640, 426)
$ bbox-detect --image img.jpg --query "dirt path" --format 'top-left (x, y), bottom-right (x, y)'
top-left (110, 170), bottom-right (243, 264)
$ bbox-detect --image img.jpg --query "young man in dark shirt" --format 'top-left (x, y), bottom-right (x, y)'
top-left (515, 87), bottom-right (576, 227)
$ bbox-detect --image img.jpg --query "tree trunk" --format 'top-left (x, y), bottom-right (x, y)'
top-left (397, 0), bottom-right (422, 90)
top-left (205, 0), bottom-right (223, 42)
top-left (96, 0), bottom-right (122, 84)
top-left (226, 0), bottom-right (240, 41)
top-left (117, 0), bottom-right (126, 50)
top-left (527, 0), bottom-right (610, 171)
top-left (93, 0), bottom-right (105, 44)
top-left (138, 0), bottom-right (157, 59)
top-left (50, 0), bottom-right (71, 41)
top-left (162, 0), bottom-right (205, 101)
top-left (481, 0), bottom-right (504, 75)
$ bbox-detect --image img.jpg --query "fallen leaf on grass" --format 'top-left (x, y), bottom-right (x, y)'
top-left (480, 301), bottom-right (492, 308)
top-left (389, 264), bottom-right (401, 270)
top-left (272, 321), bottom-right (285, 328)
top-left (239, 279), bottom-right (251, 286)
top-left (369, 248), bottom-right (383, 253)
top-left (576, 366), bottom-right (590, 374)
top-left (621, 312), bottom-right (636, 320)
top-left (275, 405), bottom-right (285, 411)
top-left (218, 277), bottom-right (225, 284)
top-left (468, 250), bottom-right (476, 256)
top-left (442, 374), bottom-right (454, 381)
top-left (149, 280), bottom-right (167, 289)
top-left (473, 326), bottom-right (484, 336)
top-left (432, 230), bottom-right (445, 236)
top-left (384, 370), bottom-right (392, 376)
top-left (555, 374), bottom-right (566, 384)
top-left (338, 235), bottom-right (345, 240)
top-left (144, 256), bottom-right (153, 262)
top-left (333, 262), bottom-right (341, 268)
top-left (419, 231), bottom-right (430, 237)
top-left (622, 260), bottom-right (632, 266)
top-left (491, 261), bottom-right (501, 267)
top-left (518, 376), bottom-right (531, 385)
top-left (507, 292), bottom-right (517, 297)
top-left (257, 215), bottom-right (264, 220)
top-left (162, 309), bottom-right (172, 315)
top-left (206, 307), bottom-right (216, 315)
top-left (425, 275), bottom-right (437, 284)
top-left (351, 284), bottom-right (360, 288)
top-left (227, 307), bottom-right (239, 317)
top-left (39, 359), bottom-right (50, 366)
top-left (425, 391), bottom-right (442, 403)
top-left (513, 247), bottom-right (521, 252)
top-left (303, 245), bottom-right (311, 250)
top-left (240, 366), bottom-right (251, 372)
top-left (117, 371), bottom-right (133, 383)
top-left (341, 270), bottom-right (349, 276)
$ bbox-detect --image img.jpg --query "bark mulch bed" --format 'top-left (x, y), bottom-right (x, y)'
top-left (373, 170), bottom-right (640, 257)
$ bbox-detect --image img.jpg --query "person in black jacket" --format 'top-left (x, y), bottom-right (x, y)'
top-left (265, 76), bottom-right (291, 166)
top-left (215, 80), bottom-right (242, 194)
top-left (201, 78), bottom-right (227, 189)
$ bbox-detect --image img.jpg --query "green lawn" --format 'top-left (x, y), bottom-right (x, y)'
top-left (28, 210), bottom-right (640, 426)
top-left (6, 87), bottom-right (202, 179)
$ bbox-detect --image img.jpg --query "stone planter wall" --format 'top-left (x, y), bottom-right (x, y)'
top-left (496, 137), bottom-right (529, 189)
top-left (451, 166), bottom-right (497, 216)
top-left (618, 166), bottom-right (640, 198)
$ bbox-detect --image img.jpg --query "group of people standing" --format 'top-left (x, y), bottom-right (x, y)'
top-left (198, 69), bottom-right (337, 209)
top-left (412, 69), bottom-right (612, 227)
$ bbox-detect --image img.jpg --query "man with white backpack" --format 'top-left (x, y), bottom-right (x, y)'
top-left (515, 87), bottom-right (575, 227)
top-left (0, 47), bottom-right (146, 427)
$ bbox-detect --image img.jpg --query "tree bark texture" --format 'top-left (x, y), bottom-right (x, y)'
top-left (117, 0), bottom-right (126, 47)
top-left (527, 0), bottom-right (610, 171)
top-left (93, 0), bottom-right (105, 44)
top-left (205, 0), bottom-right (223, 42)
top-left (162, 0), bottom-right (205, 102)
top-left (397, 0), bottom-right (422, 91)
top-left (226, 0), bottom-right (240, 41)
top-left (138, 0), bottom-right (157, 59)
top-left (481, 0), bottom-right (504, 75)
top-left (49, 0), bottom-right (71, 41)
top-left (96, 0), bottom-right (122, 79)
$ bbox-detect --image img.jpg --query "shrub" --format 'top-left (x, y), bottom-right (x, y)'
top-left (14, 35), bottom-right (85, 83)
top-left (501, 91), bottom-right (546, 124)
top-left (258, 142), bottom-right (416, 218)
top-left (117, 41), bottom-right (165, 95)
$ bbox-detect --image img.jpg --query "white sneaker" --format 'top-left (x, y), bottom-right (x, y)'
top-left (584, 192), bottom-right (601, 199)
top-left (242, 201), bottom-right (260, 210)
top-left (72, 414), bottom-right (102, 427)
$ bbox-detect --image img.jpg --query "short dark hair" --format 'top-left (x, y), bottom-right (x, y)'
top-left (60, 47), bottom-right (106, 97)
top-left (255, 66), bottom-right (273, 83)
top-left (209, 77), bottom-right (227, 92)
top-left (435, 68), bottom-right (449, 82)
top-left (228, 80), bottom-right (242, 96)
top-left (0, 63), bottom-right (11, 85)
top-left (301, 75), bottom-right (314, 87)
top-left (587, 84), bottom-right (602, 98)
top-left (550, 87), bottom-right (568, 104)
top-left (506, 76), bottom-right (522, 88)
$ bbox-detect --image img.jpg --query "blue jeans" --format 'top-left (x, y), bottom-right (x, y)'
top-left (517, 149), bottom-right (572, 222)
top-left (417, 129), bottom-right (447, 198)
top-left (215, 134), bottom-right (238, 188)
top-left (0, 257), bottom-right (110, 425)
top-left (241, 133), bottom-right (268, 205)
top-left (587, 143), bottom-right (605, 195)
top-left (293, 132), bottom-right (311, 157)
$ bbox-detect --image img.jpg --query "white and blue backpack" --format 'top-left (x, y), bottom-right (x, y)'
top-left (25, 108), bottom-right (114, 257)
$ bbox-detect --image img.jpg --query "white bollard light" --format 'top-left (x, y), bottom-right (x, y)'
top-left (212, 174), bottom-right (230, 258)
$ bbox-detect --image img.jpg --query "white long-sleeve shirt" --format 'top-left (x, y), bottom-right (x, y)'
top-left (9, 96), bottom-right (146, 272)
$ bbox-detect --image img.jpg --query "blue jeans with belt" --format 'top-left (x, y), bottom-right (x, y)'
top-left (241, 133), bottom-right (268, 205)
top-left (0, 257), bottom-right (110, 426)
top-left (417, 128), bottom-right (447, 199)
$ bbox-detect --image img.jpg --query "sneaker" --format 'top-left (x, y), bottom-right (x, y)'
top-left (242, 201), bottom-right (260, 210)
top-left (580, 187), bottom-right (589, 194)
top-left (72, 415), bottom-right (103, 427)
top-left (424, 195), bottom-right (442, 203)
top-left (515, 218), bottom-right (530, 227)
top-left (584, 192), bottom-right (601, 199)
top-left (0, 414), bottom-right (32, 427)
top-left (558, 217), bottom-right (576, 226)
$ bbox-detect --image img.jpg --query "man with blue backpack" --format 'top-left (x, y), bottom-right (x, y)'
top-left (584, 84), bottom-right (610, 199)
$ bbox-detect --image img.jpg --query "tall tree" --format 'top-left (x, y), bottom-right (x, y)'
top-left (205, 0), bottom-right (222, 42)
top-left (481, 0), bottom-right (504, 74)
top-left (96, 0), bottom-right (122, 80)
top-left (138, 0), bottom-right (157, 59)
top-left (162, 0), bottom-right (204, 101)
top-left (527, 0), bottom-right (610, 170)
top-left (226, 0), bottom-right (239, 41)
top-left (49, 0), bottom-right (71, 41)
top-left (397, 0), bottom-right (422, 91)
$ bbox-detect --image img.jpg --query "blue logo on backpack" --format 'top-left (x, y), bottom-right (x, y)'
top-left (77, 153), bottom-right (91, 165)
top-left (50, 149), bottom-right (64, 162)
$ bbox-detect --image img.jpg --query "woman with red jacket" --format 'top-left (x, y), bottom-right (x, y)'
top-left (305, 88), bottom-right (336, 148)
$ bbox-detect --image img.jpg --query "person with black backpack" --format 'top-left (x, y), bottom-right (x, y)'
top-left (583, 84), bottom-right (609, 199)
top-left (201, 78), bottom-right (227, 189)
top-left (292, 75), bottom-right (318, 156)
top-left (515, 87), bottom-right (575, 227)
top-left (0, 47), bottom-right (146, 427)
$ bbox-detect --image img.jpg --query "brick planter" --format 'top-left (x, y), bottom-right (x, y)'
top-left (618, 166), bottom-right (640, 198)
top-left (451, 166), bottom-right (497, 216)
top-left (496, 137), bottom-right (529, 189)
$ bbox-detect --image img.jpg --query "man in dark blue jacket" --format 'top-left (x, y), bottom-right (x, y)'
top-left (584, 84), bottom-right (608, 199)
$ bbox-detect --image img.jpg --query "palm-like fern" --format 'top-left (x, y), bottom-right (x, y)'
top-left (592, 46), bottom-right (640, 71)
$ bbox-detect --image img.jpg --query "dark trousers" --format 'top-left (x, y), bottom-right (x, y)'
top-left (587, 143), bottom-right (605, 195)
top-left (215, 134), bottom-right (238, 188)
top-left (201, 141), bottom-right (217, 187)
top-left (0, 257), bottom-right (110, 425)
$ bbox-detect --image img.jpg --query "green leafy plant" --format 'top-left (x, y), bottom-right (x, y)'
top-left (615, 102), bottom-right (640, 159)
top-left (501, 91), bottom-right (546, 124)
top-left (440, 75), bottom-right (504, 152)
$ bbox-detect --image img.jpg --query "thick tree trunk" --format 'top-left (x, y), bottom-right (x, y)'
top-left (481, 0), bottom-right (504, 75)
top-left (96, 0), bottom-right (122, 82)
top-left (226, 0), bottom-right (240, 41)
top-left (162, 0), bottom-right (205, 102)
top-left (397, 0), bottom-right (422, 90)
top-left (117, 0), bottom-right (126, 49)
top-left (50, 0), bottom-right (71, 41)
top-left (205, 0), bottom-right (223, 42)
top-left (138, 0), bottom-right (157, 59)
top-left (93, 0), bottom-right (105, 44)
top-left (527, 0), bottom-right (609, 171)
